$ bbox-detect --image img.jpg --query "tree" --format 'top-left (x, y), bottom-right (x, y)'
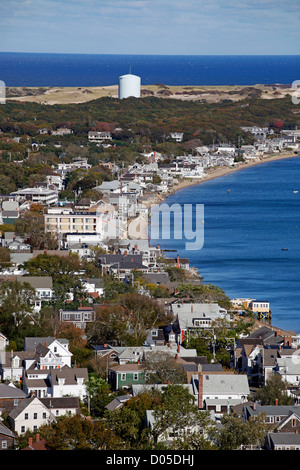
top-left (106, 391), bottom-right (162, 449)
top-left (177, 283), bottom-right (231, 310)
top-left (117, 293), bottom-right (168, 345)
top-left (87, 374), bottom-right (116, 418)
top-left (40, 415), bottom-right (122, 450)
top-left (252, 373), bottom-right (294, 406)
top-left (0, 279), bottom-right (37, 338)
top-left (0, 247), bottom-right (12, 270)
top-left (143, 351), bottom-right (187, 385)
top-left (151, 384), bottom-right (214, 449)
top-left (87, 305), bottom-right (128, 346)
top-left (24, 253), bottom-right (84, 301)
top-left (217, 412), bottom-right (268, 450)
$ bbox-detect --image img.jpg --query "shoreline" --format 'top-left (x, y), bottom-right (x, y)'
top-left (143, 150), bottom-right (299, 209)
top-left (143, 150), bottom-right (299, 335)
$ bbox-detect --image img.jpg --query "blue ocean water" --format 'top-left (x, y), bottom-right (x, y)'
top-left (0, 52), bottom-right (300, 87)
top-left (150, 156), bottom-right (300, 333)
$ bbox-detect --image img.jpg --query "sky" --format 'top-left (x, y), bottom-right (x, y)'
top-left (0, 0), bottom-right (300, 55)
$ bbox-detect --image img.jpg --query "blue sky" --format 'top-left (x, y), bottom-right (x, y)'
top-left (0, 0), bottom-right (300, 55)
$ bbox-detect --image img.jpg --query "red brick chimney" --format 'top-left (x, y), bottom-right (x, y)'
top-left (198, 366), bottom-right (203, 409)
top-left (275, 399), bottom-right (278, 406)
top-left (176, 254), bottom-right (180, 268)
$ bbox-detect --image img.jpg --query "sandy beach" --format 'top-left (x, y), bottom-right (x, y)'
top-left (142, 150), bottom-right (299, 209)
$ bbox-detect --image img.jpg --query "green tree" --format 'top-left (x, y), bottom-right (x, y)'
top-left (0, 279), bottom-right (37, 338)
top-left (252, 373), bottom-right (294, 406)
top-left (151, 384), bottom-right (215, 449)
top-left (217, 412), bottom-right (268, 450)
top-left (87, 374), bottom-right (116, 418)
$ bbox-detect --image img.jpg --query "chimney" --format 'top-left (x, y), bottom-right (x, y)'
top-left (191, 304), bottom-right (193, 313)
top-left (28, 438), bottom-right (33, 448)
top-left (253, 402), bottom-right (256, 411)
top-left (198, 367), bottom-right (203, 409)
top-left (176, 254), bottom-right (180, 268)
top-left (275, 399), bottom-right (278, 406)
top-left (36, 434), bottom-right (40, 442)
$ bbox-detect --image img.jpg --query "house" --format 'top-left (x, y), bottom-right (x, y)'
top-left (39, 397), bottom-right (81, 418)
top-left (191, 367), bottom-right (250, 418)
top-left (244, 403), bottom-right (300, 431)
top-left (88, 131), bottom-right (112, 143)
top-left (0, 275), bottom-right (54, 314)
top-left (170, 132), bottom-right (184, 142)
top-left (51, 127), bottom-right (73, 136)
top-left (145, 408), bottom-right (212, 444)
top-left (0, 383), bottom-right (28, 416)
top-left (265, 432), bottom-right (300, 450)
top-left (24, 336), bottom-right (72, 368)
top-left (49, 366), bottom-right (89, 400)
top-left (0, 350), bottom-right (36, 383)
top-left (98, 253), bottom-right (148, 279)
top-left (0, 422), bottom-right (17, 450)
top-left (80, 278), bottom-right (104, 299)
top-left (108, 364), bottom-right (145, 391)
top-left (23, 365), bottom-right (89, 400)
top-left (105, 395), bottom-right (131, 411)
top-left (275, 356), bottom-right (300, 386)
top-left (0, 332), bottom-right (8, 353)
top-left (240, 326), bottom-right (294, 348)
top-left (94, 180), bottom-right (128, 195)
top-left (7, 396), bottom-right (55, 435)
top-left (59, 306), bottom-right (96, 331)
top-left (172, 302), bottom-right (231, 343)
top-left (92, 344), bottom-right (125, 362)
top-left (144, 328), bottom-right (166, 347)
top-left (117, 347), bottom-right (145, 365)
top-left (11, 187), bottom-right (58, 206)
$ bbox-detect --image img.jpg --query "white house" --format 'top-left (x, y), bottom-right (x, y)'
top-left (191, 369), bottom-right (250, 418)
top-left (8, 396), bottom-right (55, 435)
top-left (276, 356), bottom-right (300, 387)
top-left (49, 366), bottom-right (89, 400)
top-left (23, 365), bottom-right (88, 400)
top-left (24, 337), bottom-right (73, 369)
top-left (172, 302), bottom-right (231, 343)
top-left (11, 187), bottom-right (58, 206)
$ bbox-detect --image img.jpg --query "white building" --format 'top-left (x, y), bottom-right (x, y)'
top-left (172, 302), bottom-right (231, 343)
top-left (11, 187), bottom-right (58, 206)
top-left (119, 73), bottom-right (141, 99)
top-left (8, 396), bottom-right (55, 435)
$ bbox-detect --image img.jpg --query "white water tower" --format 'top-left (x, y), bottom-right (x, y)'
top-left (118, 73), bottom-right (141, 99)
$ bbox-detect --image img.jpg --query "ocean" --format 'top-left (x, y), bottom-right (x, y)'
top-left (1, 52), bottom-right (300, 87)
top-left (150, 156), bottom-right (300, 334)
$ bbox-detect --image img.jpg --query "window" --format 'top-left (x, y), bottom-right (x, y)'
top-left (121, 373), bottom-right (126, 381)
top-left (21, 426), bottom-right (25, 433)
top-left (24, 413), bottom-right (28, 420)
top-left (2, 441), bottom-right (7, 449)
top-left (133, 373), bottom-right (139, 381)
top-left (43, 412), bottom-right (47, 419)
top-left (34, 413), bottom-right (37, 419)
